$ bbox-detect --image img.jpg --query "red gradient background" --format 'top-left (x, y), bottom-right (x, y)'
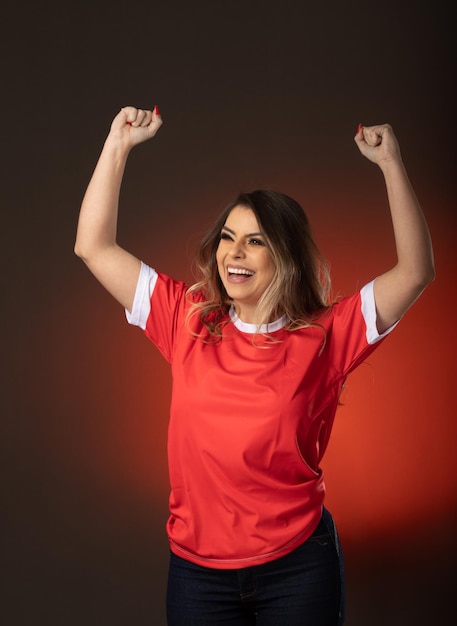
top-left (2, 2), bottom-right (456, 624)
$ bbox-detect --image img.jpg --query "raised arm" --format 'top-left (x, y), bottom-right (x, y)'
top-left (354, 124), bottom-right (435, 334)
top-left (74, 105), bottom-right (162, 311)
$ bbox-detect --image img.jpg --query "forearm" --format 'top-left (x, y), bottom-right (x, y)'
top-left (380, 158), bottom-right (435, 287)
top-left (355, 123), bottom-right (434, 331)
top-left (74, 106), bottom-right (161, 310)
top-left (74, 138), bottom-right (130, 261)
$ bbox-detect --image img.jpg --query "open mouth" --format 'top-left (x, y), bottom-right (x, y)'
top-left (226, 266), bottom-right (255, 283)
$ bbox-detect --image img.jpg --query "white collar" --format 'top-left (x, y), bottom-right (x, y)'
top-left (229, 307), bottom-right (288, 334)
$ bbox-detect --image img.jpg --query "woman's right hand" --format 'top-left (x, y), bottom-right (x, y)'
top-left (108, 105), bottom-right (163, 150)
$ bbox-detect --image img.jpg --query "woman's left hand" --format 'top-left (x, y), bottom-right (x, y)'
top-left (354, 123), bottom-right (401, 168)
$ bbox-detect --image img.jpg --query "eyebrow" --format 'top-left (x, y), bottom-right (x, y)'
top-left (221, 226), bottom-right (264, 237)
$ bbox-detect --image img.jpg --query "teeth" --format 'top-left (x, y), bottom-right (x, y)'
top-left (228, 267), bottom-right (254, 276)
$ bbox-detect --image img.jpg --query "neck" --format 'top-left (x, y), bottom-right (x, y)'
top-left (231, 303), bottom-right (282, 326)
top-left (232, 302), bottom-right (260, 325)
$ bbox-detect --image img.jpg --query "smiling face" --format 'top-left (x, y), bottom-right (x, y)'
top-left (216, 205), bottom-right (276, 323)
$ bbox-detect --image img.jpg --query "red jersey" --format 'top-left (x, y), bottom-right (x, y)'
top-left (127, 264), bottom-right (395, 569)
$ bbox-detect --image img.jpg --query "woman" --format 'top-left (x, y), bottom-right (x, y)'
top-left (75, 106), bottom-right (434, 625)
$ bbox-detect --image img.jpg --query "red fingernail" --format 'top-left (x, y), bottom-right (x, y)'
top-left (154, 104), bottom-right (160, 116)
top-left (126, 121), bottom-right (132, 125)
top-left (357, 123), bottom-right (363, 134)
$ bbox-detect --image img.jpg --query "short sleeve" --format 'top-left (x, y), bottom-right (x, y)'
top-left (126, 266), bottom-right (190, 364)
top-left (360, 280), bottom-right (399, 345)
top-left (328, 280), bottom-right (399, 378)
top-left (125, 262), bottom-right (158, 330)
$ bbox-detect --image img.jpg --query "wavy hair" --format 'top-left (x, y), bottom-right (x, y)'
top-left (186, 189), bottom-right (332, 340)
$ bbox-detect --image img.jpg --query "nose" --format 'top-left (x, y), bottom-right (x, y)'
top-left (229, 240), bottom-right (245, 258)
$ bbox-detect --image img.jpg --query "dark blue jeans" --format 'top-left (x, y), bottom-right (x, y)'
top-left (166, 508), bottom-right (345, 625)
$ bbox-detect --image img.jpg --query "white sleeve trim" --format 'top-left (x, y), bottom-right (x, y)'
top-left (360, 280), bottom-right (399, 345)
top-left (125, 262), bottom-right (158, 330)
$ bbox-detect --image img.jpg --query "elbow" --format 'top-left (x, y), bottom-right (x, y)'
top-left (424, 241), bottom-right (436, 286)
top-left (400, 259), bottom-right (436, 300)
top-left (74, 237), bottom-right (98, 265)
top-left (74, 233), bottom-right (103, 264)
top-left (423, 256), bottom-right (436, 287)
top-left (416, 261), bottom-right (436, 293)
top-left (412, 245), bottom-right (436, 290)
top-left (426, 265), bottom-right (436, 286)
top-left (74, 239), bottom-right (88, 262)
top-left (74, 241), bottom-right (82, 259)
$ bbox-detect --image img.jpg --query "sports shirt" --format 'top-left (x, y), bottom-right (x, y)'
top-left (126, 262), bottom-right (396, 569)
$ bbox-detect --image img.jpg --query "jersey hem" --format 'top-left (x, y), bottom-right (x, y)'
top-left (167, 509), bottom-right (323, 570)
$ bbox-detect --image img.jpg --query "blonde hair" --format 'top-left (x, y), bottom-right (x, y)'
top-left (186, 190), bottom-right (332, 340)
